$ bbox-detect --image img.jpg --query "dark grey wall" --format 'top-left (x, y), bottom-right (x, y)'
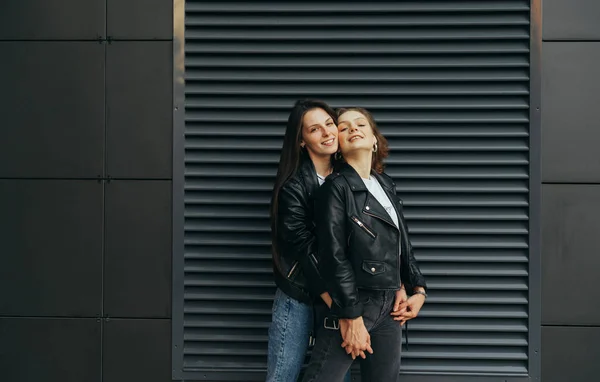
top-left (2, 1), bottom-right (600, 381)
top-left (541, 0), bottom-right (600, 381)
top-left (0, 1), bottom-right (173, 382)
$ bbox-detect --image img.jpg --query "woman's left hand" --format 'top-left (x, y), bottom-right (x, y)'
top-left (391, 294), bottom-right (425, 325)
top-left (391, 288), bottom-right (408, 314)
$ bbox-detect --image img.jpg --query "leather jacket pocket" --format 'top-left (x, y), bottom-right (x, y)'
top-left (350, 215), bottom-right (377, 239)
top-left (362, 260), bottom-right (386, 276)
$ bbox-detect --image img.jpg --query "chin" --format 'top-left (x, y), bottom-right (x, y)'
top-left (319, 146), bottom-right (337, 155)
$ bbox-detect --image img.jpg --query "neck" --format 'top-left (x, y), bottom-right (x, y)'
top-left (308, 152), bottom-right (332, 177)
top-left (345, 152), bottom-right (372, 179)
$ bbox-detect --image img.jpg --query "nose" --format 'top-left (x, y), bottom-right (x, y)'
top-left (349, 125), bottom-right (358, 133)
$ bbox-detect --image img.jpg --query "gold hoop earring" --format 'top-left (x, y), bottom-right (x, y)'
top-left (373, 143), bottom-right (378, 153)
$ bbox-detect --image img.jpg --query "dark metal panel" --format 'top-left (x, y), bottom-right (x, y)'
top-left (0, 42), bottom-right (104, 178)
top-left (107, 0), bottom-right (172, 40)
top-left (541, 326), bottom-right (600, 382)
top-left (175, 0), bottom-right (535, 379)
top-left (541, 185), bottom-right (600, 326)
top-left (0, 318), bottom-right (101, 382)
top-left (543, 0), bottom-right (600, 40)
top-left (103, 318), bottom-right (171, 382)
top-left (0, 180), bottom-right (102, 317)
top-left (0, 0), bottom-right (105, 40)
top-left (104, 180), bottom-right (172, 318)
top-left (541, 42), bottom-right (600, 183)
top-left (106, 42), bottom-right (173, 179)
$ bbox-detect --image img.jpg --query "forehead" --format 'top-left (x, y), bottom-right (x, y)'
top-left (303, 108), bottom-right (331, 124)
top-left (338, 110), bottom-right (367, 124)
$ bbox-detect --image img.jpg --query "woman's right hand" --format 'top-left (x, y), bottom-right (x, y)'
top-left (340, 317), bottom-right (373, 359)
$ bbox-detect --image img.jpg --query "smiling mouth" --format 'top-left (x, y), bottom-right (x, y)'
top-left (322, 138), bottom-right (335, 146)
top-left (349, 136), bottom-right (363, 142)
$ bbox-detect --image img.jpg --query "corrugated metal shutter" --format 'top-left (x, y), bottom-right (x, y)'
top-left (177, 0), bottom-right (532, 379)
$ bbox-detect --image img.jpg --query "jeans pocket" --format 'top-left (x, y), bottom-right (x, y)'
top-left (359, 292), bottom-right (373, 306)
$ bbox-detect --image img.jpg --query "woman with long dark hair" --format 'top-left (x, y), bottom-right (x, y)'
top-left (302, 107), bottom-right (428, 381)
top-left (267, 100), bottom-right (351, 382)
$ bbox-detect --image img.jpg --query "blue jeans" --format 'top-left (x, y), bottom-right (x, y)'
top-left (266, 288), bottom-right (352, 382)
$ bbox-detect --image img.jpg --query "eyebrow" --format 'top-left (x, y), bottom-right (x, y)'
top-left (308, 117), bottom-right (333, 129)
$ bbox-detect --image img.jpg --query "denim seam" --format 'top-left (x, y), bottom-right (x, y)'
top-left (305, 327), bottom-right (335, 382)
top-left (272, 295), bottom-right (292, 381)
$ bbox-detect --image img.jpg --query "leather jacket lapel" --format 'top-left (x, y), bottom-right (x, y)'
top-left (363, 192), bottom-right (398, 230)
top-left (300, 153), bottom-right (320, 200)
top-left (339, 163), bottom-right (398, 230)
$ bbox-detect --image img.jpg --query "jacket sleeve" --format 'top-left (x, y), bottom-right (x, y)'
top-left (393, 192), bottom-right (427, 293)
top-left (315, 180), bottom-right (363, 319)
top-left (278, 181), bottom-right (326, 295)
top-left (381, 172), bottom-right (427, 292)
top-left (404, 226), bottom-right (428, 293)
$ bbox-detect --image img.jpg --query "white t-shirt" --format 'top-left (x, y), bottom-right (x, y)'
top-left (362, 176), bottom-right (399, 228)
top-left (317, 173), bottom-right (326, 186)
top-left (362, 175), bottom-right (402, 259)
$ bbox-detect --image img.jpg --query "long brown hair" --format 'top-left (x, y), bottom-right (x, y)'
top-left (270, 99), bottom-right (337, 271)
top-left (336, 107), bottom-right (389, 173)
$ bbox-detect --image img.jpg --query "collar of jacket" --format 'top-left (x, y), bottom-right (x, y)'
top-left (336, 162), bottom-right (396, 193)
top-left (299, 153), bottom-right (321, 199)
top-left (337, 162), bottom-right (400, 230)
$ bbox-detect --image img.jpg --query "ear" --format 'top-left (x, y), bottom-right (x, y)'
top-left (300, 141), bottom-right (305, 148)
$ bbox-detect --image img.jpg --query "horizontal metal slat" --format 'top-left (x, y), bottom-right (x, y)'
top-left (425, 277), bottom-right (527, 291)
top-left (186, 95), bottom-right (530, 109)
top-left (186, 14), bottom-right (529, 27)
top-left (185, 27), bottom-right (529, 41)
top-left (187, 69), bottom-right (529, 82)
top-left (186, 1), bottom-right (530, 14)
top-left (186, 54), bottom-right (530, 68)
top-left (186, 41), bottom-right (529, 55)
top-left (185, 82), bottom-right (529, 96)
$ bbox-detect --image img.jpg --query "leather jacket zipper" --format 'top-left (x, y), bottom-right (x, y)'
top-left (351, 216), bottom-right (376, 239)
top-left (287, 261), bottom-right (299, 278)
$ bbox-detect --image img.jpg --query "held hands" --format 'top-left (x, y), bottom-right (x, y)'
top-left (340, 317), bottom-right (373, 360)
top-left (390, 288), bottom-right (426, 325)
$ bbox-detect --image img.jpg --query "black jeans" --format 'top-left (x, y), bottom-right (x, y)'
top-left (302, 290), bottom-right (402, 382)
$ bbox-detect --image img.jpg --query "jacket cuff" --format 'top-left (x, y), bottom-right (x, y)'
top-left (332, 302), bottom-right (364, 319)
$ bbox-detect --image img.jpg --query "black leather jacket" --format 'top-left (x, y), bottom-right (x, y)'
top-left (272, 156), bottom-right (327, 305)
top-left (315, 163), bottom-right (427, 318)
